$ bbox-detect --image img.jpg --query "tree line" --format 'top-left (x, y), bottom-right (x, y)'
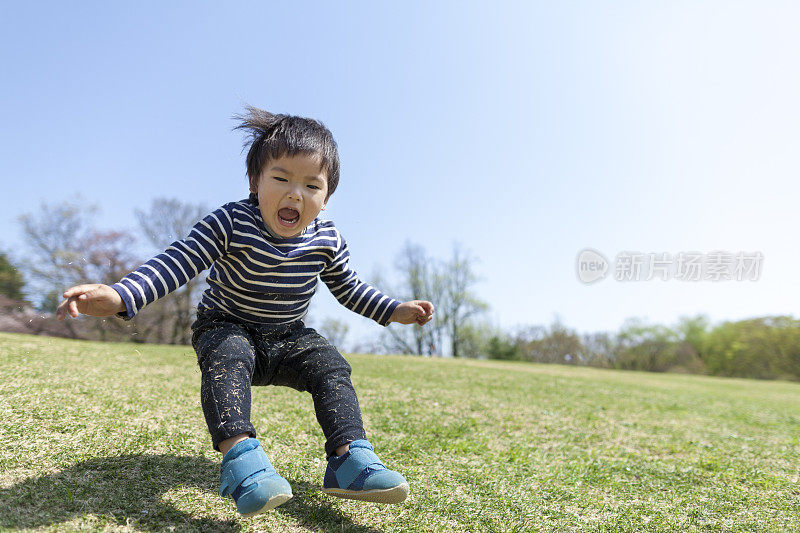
top-left (357, 242), bottom-right (800, 381)
top-left (462, 315), bottom-right (800, 381)
top-left (1, 198), bottom-right (798, 381)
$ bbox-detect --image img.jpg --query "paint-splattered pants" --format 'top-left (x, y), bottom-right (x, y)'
top-left (191, 309), bottom-right (366, 456)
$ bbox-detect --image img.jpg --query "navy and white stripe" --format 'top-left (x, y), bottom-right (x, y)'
top-left (112, 196), bottom-right (400, 326)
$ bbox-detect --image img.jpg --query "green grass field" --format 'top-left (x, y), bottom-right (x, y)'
top-left (0, 332), bottom-right (798, 532)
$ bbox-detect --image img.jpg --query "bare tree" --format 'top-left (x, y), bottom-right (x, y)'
top-left (18, 201), bottom-right (95, 308)
top-left (379, 242), bottom-right (445, 356)
top-left (580, 331), bottom-right (615, 367)
top-left (134, 198), bottom-right (208, 344)
top-left (439, 243), bottom-right (488, 357)
top-left (319, 317), bottom-right (350, 352)
top-left (516, 319), bottom-right (584, 364)
top-left (69, 229), bottom-right (140, 341)
top-left (17, 201), bottom-right (142, 341)
top-left (135, 197), bottom-right (209, 250)
top-left (378, 242), bottom-right (486, 358)
top-left (18, 201), bottom-right (99, 337)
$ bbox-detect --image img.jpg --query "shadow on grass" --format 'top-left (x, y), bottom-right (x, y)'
top-left (278, 480), bottom-right (384, 533)
top-left (0, 455), bottom-right (383, 532)
top-left (0, 454), bottom-right (237, 532)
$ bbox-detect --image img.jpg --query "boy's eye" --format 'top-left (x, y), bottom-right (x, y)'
top-left (272, 176), bottom-right (288, 182)
top-left (307, 184), bottom-right (320, 190)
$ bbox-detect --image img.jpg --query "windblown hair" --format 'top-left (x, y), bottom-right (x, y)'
top-left (234, 105), bottom-right (340, 199)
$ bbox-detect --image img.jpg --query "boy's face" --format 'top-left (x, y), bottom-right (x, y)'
top-left (253, 153), bottom-right (329, 238)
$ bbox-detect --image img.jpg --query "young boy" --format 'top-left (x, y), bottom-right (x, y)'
top-left (56, 106), bottom-right (434, 516)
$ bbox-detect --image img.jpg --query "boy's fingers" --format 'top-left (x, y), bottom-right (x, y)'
top-left (418, 301), bottom-right (434, 315)
top-left (415, 311), bottom-right (432, 325)
top-left (63, 285), bottom-right (90, 298)
top-left (56, 300), bottom-right (67, 320)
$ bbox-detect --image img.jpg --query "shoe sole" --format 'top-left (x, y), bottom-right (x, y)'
top-left (241, 493), bottom-right (293, 517)
top-left (322, 482), bottom-right (409, 504)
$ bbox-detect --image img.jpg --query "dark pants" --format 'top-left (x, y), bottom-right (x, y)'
top-left (191, 309), bottom-right (367, 457)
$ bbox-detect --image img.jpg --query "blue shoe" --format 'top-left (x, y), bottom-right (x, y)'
top-left (322, 440), bottom-right (409, 503)
top-left (219, 438), bottom-right (292, 516)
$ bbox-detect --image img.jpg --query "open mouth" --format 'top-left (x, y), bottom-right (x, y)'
top-left (277, 207), bottom-right (300, 226)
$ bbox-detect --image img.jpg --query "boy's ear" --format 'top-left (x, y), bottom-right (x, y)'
top-left (249, 172), bottom-right (261, 193)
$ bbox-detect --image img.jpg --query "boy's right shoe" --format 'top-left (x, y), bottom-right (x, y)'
top-left (219, 438), bottom-right (293, 516)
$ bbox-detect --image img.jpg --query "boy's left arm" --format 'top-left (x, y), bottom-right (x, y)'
top-left (320, 231), bottom-right (433, 327)
top-left (388, 300), bottom-right (435, 326)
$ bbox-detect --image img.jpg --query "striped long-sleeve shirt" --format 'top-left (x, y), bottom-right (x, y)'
top-left (111, 195), bottom-right (400, 326)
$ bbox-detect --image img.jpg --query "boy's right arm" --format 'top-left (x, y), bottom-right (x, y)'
top-left (57, 204), bottom-right (234, 321)
top-left (56, 284), bottom-right (126, 321)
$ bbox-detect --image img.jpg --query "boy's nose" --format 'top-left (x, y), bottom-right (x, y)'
top-left (287, 186), bottom-right (302, 201)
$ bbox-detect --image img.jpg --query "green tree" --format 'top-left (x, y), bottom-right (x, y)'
top-left (0, 251), bottom-right (26, 301)
top-left (703, 316), bottom-right (800, 380)
top-left (614, 319), bottom-right (678, 372)
top-left (676, 314), bottom-right (710, 360)
top-left (614, 318), bottom-right (704, 373)
top-left (458, 321), bottom-right (514, 359)
top-left (486, 335), bottom-right (520, 360)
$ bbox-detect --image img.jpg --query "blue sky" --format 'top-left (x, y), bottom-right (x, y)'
top-left (2, 2), bottom-right (798, 345)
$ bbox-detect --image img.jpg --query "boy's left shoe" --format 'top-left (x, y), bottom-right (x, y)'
top-left (322, 440), bottom-right (409, 504)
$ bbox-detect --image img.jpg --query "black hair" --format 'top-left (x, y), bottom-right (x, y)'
top-left (233, 105), bottom-right (340, 199)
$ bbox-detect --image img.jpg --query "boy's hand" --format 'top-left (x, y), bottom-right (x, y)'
top-left (389, 300), bottom-right (434, 326)
top-left (56, 284), bottom-right (126, 320)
